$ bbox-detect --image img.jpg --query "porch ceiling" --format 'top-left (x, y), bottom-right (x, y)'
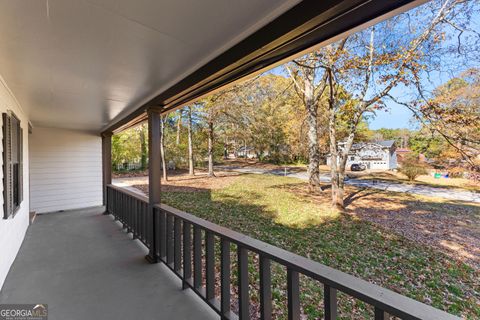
top-left (0, 0), bottom-right (299, 131)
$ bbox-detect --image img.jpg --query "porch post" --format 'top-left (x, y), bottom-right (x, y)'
top-left (145, 108), bottom-right (161, 263)
top-left (102, 132), bottom-right (112, 214)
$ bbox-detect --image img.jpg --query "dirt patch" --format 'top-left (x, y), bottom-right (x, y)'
top-left (349, 194), bottom-right (480, 270)
top-left (220, 159), bottom-right (311, 172)
top-left (278, 182), bottom-right (480, 269)
top-left (133, 170), bottom-right (241, 194)
top-left (113, 170), bottom-right (148, 178)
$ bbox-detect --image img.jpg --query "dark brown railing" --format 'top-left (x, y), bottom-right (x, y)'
top-left (106, 184), bottom-right (459, 320)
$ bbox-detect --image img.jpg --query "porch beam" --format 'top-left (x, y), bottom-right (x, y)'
top-left (145, 108), bottom-right (162, 263)
top-left (102, 132), bottom-right (112, 213)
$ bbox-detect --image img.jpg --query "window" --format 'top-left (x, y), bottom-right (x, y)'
top-left (3, 111), bottom-right (23, 219)
top-left (350, 156), bottom-right (355, 161)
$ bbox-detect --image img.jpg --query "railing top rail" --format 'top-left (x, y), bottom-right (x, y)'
top-left (106, 184), bottom-right (459, 320)
top-left (108, 184), bottom-right (148, 203)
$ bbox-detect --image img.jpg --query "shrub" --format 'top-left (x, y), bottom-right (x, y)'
top-left (399, 154), bottom-right (428, 181)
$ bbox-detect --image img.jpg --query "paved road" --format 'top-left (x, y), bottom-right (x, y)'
top-left (215, 165), bottom-right (480, 203)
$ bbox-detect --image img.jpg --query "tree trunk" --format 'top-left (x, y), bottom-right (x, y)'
top-left (337, 132), bottom-right (356, 208)
top-left (304, 69), bottom-right (321, 191)
top-left (329, 107), bottom-right (341, 209)
top-left (160, 115), bottom-right (167, 181)
top-left (187, 106), bottom-right (194, 176)
top-left (327, 67), bottom-right (348, 210)
top-left (207, 118), bottom-right (215, 177)
top-left (139, 125), bottom-right (147, 170)
top-left (176, 110), bottom-right (182, 145)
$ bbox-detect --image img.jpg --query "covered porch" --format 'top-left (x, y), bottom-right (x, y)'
top-left (0, 0), bottom-right (464, 319)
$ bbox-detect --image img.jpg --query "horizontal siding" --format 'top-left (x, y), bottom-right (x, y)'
top-left (30, 127), bottom-right (102, 213)
top-left (0, 74), bottom-right (30, 290)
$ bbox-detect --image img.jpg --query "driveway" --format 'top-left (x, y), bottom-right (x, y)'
top-left (214, 165), bottom-right (480, 203)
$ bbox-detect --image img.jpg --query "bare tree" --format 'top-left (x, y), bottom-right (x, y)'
top-left (187, 106), bottom-right (194, 176)
top-left (285, 57), bottom-right (324, 191)
top-left (160, 115), bottom-right (167, 181)
top-left (176, 109), bottom-right (182, 146)
top-left (138, 123), bottom-right (147, 170)
top-left (207, 116), bottom-right (215, 177)
top-left (286, 43), bottom-right (346, 192)
top-left (324, 0), bottom-right (473, 209)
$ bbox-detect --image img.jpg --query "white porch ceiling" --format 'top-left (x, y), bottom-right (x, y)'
top-left (0, 0), bottom-right (299, 132)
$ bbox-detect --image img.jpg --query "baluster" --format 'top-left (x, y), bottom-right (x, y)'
top-left (143, 203), bottom-right (149, 243)
top-left (139, 202), bottom-right (145, 243)
top-left (287, 268), bottom-right (300, 320)
top-left (132, 200), bottom-right (137, 239)
top-left (238, 246), bottom-right (249, 320)
top-left (324, 284), bottom-right (337, 320)
top-left (374, 307), bottom-right (389, 320)
top-left (127, 196), bottom-right (132, 233)
top-left (220, 239), bottom-right (231, 318)
top-left (106, 187), bottom-right (110, 213)
top-left (166, 214), bottom-right (174, 266)
top-left (193, 226), bottom-right (202, 290)
top-left (113, 190), bottom-right (117, 220)
top-left (174, 217), bottom-right (182, 273)
top-left (122, 193), bottom-right (126, 228)
top-left (138, 202), bottom-right (142, 240)
top-left (259, 256), bottom-right (272, 320)
top-left (129, 197), bottom-right (133, 233)
top-left (159, 208), bottom-right (166, 261)
top-left (183, 222), bottom-right (192, 289)
top-left (205, 232), bottom-right (215, 301)
top-left (122, 193), bottom-right (127, 229)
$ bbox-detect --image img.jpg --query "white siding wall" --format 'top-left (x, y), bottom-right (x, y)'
top-left (0, 76), bottom-right (30, 290)
top-left (30, 127), bottom-right (102, 214)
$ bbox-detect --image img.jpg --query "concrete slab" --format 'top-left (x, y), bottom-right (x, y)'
top-left (0, 207), bottom-right (217, 320)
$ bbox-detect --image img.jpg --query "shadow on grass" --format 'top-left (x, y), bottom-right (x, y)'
top-left (271, 180), bottom-right (479, 269)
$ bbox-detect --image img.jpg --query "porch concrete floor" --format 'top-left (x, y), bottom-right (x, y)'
top-left (0, 207), bottom-right (217, 320)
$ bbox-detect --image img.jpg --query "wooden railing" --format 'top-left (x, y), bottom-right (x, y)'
top-left (106, 184), bottom-right (459, 320)
top-left (106, 185), bottom-right (151, 248)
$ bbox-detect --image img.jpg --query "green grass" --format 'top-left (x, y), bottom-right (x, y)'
top-left (161, 174), bottom-right (479, 319)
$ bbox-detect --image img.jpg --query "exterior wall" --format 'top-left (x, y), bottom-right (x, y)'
top-left (327, 150), bottom-right (397, 170)
top-left (30, 127), bottom-right (102, 214)
top-left (0, 76), bottom-right (30, 290)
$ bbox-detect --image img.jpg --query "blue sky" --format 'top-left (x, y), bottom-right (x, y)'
top-left (368, 104), bottom-right (415, 130)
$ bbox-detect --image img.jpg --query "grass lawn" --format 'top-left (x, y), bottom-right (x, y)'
top-left (136, 173), bottom-right (479, 319)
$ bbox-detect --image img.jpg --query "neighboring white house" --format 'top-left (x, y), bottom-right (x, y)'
top-left (236, 146), bottom-right (257, 159)
top-left (327, 140), bottom-right (398, 170)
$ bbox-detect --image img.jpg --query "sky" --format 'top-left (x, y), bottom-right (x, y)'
top-left (265, 0), bottom-right (479, 131)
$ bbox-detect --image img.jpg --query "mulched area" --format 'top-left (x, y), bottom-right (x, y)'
top-left (350, 192), bottom-right (480, 270)
top-left (282, 182), bottom-right (480, 270)
top-left (133, 170), bottom-right (241, 193)
top-left (113, 170), bottom-right (148, 178)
